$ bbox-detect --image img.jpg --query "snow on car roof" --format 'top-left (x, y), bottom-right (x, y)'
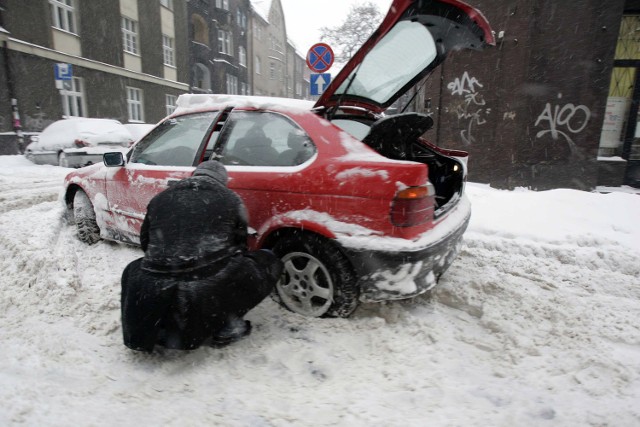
top-left (174, 94), bottom-right (315, 116)
top-left (39, 117), bottom-right (131, 147)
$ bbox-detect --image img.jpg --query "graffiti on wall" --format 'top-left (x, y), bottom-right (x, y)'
top-left (534, 93), bottom-right (591, 152)
top-left (447, 71), bottom-right (490, 145)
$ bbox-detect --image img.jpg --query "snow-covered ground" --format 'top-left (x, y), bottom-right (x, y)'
top-left (1, 154), bottom-right (639, 426)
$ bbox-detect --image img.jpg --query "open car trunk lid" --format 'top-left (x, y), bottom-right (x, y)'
top-left (314, 0), bottom-right (495, 115)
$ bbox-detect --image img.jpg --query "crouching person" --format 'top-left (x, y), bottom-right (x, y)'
top-left (120, 160), bottom-right (283, 352)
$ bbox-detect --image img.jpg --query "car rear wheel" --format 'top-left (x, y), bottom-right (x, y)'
top-left (58, 151), bottom-right (69, 168)
top-left (73, 190), bottom-right (101, 244)
top-left (272, 233), bottom-right (359, 318)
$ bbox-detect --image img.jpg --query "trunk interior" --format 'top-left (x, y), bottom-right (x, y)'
top-left (359, 112), bottom-right (465, 216)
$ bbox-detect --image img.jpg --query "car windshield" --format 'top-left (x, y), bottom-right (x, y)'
top-left (333, 20), bottom-right (436, 105)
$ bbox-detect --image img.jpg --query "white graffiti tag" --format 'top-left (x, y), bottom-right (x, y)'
top-left (447, 72), bottom-right (483, 95)
top-left (447, 72), bottom-right (488, 145)
top-left (534, 93), bottom-right (591, 147)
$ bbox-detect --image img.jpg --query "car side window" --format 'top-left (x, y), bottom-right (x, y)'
top-left (218, 111), bottom-right (316, 166)
top-left (129, 112), bottom-right (219, 166)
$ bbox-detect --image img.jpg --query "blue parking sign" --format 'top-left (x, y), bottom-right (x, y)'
top-left (54, 63), bottom-right (73, 81)
top-left (310, 73), bottom-right (331, 96)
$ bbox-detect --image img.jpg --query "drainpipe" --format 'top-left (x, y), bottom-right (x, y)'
top-left (1, 9), bottom-right (24, 152)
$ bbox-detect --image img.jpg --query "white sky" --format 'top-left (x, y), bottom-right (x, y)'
top-left (280, 0), bottom-right (393, 55)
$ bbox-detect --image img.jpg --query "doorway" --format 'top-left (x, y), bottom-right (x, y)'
top-left (599, 15), bottom-right (640, 187)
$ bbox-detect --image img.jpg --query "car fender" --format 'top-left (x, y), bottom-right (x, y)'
top-left (253, 212), bottom-right (338, 250)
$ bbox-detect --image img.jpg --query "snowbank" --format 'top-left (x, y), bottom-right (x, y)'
top-left (0, 156), bottom-right (639, 426)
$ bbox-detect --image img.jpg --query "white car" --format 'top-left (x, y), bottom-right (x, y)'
top-left (25, 118), bottom-right (133, 168)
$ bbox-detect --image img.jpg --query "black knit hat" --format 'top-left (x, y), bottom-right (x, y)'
top-left (193, 160), bottom-right (228, 185)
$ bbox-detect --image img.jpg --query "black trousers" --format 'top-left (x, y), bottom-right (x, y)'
top-left (121, 251), bottom-right (282, 352)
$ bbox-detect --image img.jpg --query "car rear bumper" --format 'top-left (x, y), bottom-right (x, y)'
top-left (341, 196), bottom-right (471, 303)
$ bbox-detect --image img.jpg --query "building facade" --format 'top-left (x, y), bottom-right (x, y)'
top-left (0, 0), bottom-right (189, 151)
top-left (250, 0), bottom-right (287, 97)
top-left (409, 0), bottom-right (639, 189)
top-left (286, 39), bottom-right (309, 100)
top-left (0, 0), bottom-right (310, 154)
top-left (187, 0), bottom-right (251, 96)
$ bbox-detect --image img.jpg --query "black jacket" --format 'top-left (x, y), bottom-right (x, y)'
top-left (140, 174), bottom-right (248, 273)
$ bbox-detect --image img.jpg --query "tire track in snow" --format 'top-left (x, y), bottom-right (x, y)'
top-left (0, 201), bottom-right (80, 315)
top-left (429, 233), bottom-right (640, 412)
top-left (0, 176), bottom-right (65, 214)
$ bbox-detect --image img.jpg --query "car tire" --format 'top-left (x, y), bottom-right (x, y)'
top-left (58, 151), bottom-right (69, 168)
top-left (272, 233), bottom-right (359, 318)
top-left (73, 190), bottom-right (101, 244)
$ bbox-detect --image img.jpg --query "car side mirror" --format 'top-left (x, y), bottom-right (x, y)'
top-left (103, 152), bottom-right (125, 167)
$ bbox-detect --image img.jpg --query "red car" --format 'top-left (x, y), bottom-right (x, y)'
top-left (63, 0), bottom-right (494, 317)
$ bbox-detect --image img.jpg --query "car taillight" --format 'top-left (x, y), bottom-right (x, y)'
top-left (74, 139), bottom-right (89, 147)
top-left (390, 185), bottom-right (434, 227)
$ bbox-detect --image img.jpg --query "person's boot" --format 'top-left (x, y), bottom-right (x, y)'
top-left (211, 314), bottom-right (252, 346)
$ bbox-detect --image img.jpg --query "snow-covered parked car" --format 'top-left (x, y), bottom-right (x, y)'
top-left (62, 0), bottom-right (494, 317)
top-left (123, 123), bottom-right (155, 145)
top-left (25, 117), bottom-right (133, 168)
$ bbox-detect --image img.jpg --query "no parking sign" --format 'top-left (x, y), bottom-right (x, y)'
top-left (306, 43), bottom-right (334, 73)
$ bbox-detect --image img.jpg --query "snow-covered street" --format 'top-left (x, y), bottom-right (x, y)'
top-left (0, 155), bottom-right (639, 426)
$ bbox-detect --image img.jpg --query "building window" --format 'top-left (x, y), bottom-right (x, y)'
top-left (192, 14), bottom-right (209, 46)
top-left (240, 82), bottom-right (248, 95)
top-left (239, 46), bottom-right (247, 67)
top-left (165, 94), bottom-right (177, 116)
top-left (162, 35), bottom-right (175, 67)
top-left (193, 63), bottom-right (211, 91)
top-left (60, 77), bottom-right (85, 117)
top-left (215, 0), bottom-right (229, 10)
top-left (236, 10), bottom-right (247, 29)
top-left (127, 87), bottom-right (144, 122)
top-left (218, 30), bottom-right (232, 55)
top-left (50, 0), bottom-right (76, 34)
top-left (160, 0), bottom-right (173, 10)
top-left (226, 74), bottom-right (238, 94)
top-left (269, 62), bottom-right (275, 80)
top-left (255, 56), bottom-right (261, 75)
top-left (122, 17), bottom-right (139, 55)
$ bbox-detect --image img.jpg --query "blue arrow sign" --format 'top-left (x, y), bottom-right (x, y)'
top-left (54, 63), bottom-right (73, 81)
top-left (310, 73), bottom-right (331, 96)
